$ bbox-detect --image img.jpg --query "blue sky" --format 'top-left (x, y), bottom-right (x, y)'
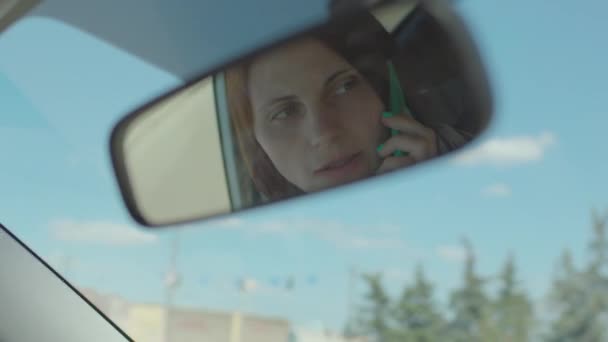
top-left (1, 0), bottom-right (607, 334)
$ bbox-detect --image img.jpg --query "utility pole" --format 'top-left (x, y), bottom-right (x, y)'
top-left (164, 233), bottom-right (181, 342)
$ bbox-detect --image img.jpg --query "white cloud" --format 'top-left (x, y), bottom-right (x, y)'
top-left (44, 250), bottom-right (82, 273)
top-left (481, 183), bottom-right (512, 197)
top-left (436, 245), bottom-right (467, 263)
top-left (452, 131), bottom-right (556, 166)
top-left (295, 221), bottom-right (406, 250)
top-left (326, 234), bottom-right (406, 250)
top-left (210, 218), bottom-right (407, 250)
top-left (50, 219), bottom-right (158, 246)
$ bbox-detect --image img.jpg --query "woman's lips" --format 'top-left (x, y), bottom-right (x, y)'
top-left (314, 152), bottom-right (363, 179)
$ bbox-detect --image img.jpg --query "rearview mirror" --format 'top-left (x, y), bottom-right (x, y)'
top-left (110, 0), bottom-right (493, 227)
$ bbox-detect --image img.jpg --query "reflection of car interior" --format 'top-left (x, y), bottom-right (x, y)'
top-left (217, 3), bottom-right (485, 209)
top-left (0, 225), bottom-right (129, 342)
top-left (215, 3), bottom-right (421, 209)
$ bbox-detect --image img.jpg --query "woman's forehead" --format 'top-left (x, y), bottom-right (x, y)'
top-left (253, 39), bottom-right (350, 76)
top-left (248, 39), bottom-right (350, 97)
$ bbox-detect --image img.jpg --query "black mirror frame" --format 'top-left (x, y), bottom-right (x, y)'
top-left (110, 0), bottom-right (493, 228)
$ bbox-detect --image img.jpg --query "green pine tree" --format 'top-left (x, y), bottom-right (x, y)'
top-left (545, 249), bottom-right (601, 341)
top-left (545, 209), bottom-right (608, 342)
top-left (392, 265), bottom-right (445, 342)
top-left (492, 254), bottom-right (534, 341)
top-left (579, 209), bottom-right (608, 340)
top-left (355, 272), bottom-right (396, 342)
top-left (446, 238), bottom-right (490, 342)
top-left (588, 209), bottom-right (608, 274)
top-left (586, 209), bottom-right (608, 305)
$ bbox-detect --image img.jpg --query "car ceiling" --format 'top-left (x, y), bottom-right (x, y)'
top-left (24, 0), bottom-right (329, 80)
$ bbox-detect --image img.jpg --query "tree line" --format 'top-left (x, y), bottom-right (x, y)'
top-left (346, 209), bottom-right (608, 342)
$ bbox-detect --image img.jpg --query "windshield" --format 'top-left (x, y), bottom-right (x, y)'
top-left (1, 0), bottom-right (608, 341)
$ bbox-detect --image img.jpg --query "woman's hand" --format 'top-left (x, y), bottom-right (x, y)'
top-left (376, 114), bottom-right (438, 175)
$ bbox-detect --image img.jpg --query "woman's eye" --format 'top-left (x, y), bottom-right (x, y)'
top-left (270, 104), bottom-right (297, 121)
top-left (271, 111), bottom-right (288, 120)
top-left (334, 78), bottom-right (358, 95)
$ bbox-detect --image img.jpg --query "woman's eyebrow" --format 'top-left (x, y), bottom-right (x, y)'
top-left (324, 68), bottom-right (353, 87)
top-left (259, 95), bottom-right (296, 114)
top-left (257, 68), bottom-right (353, 113)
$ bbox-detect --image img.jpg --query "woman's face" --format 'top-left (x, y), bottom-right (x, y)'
top-left (248, 38), bottom-right (386, 193)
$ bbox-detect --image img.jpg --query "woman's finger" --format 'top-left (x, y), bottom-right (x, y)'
top-left (381, 114), bottom-right (435, 141)
top-left (376, 156), bottom-right (417, 175)
top-left (378, 134), bottom-right (435, 161)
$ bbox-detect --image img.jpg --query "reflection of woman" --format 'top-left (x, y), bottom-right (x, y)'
top-left (226, 11), bottom-right (472, 202)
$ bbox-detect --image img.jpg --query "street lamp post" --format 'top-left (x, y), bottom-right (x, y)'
top-left (164, 234), bottom-right (181, 342)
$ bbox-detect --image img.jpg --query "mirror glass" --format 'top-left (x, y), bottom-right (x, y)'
top-left (111, 0), bottom-right (492, 226)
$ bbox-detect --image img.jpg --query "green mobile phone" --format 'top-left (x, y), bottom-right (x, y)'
top-left (378, 61), bottom-right (412, 157)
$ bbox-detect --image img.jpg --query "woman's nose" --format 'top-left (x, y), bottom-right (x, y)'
top-left (306, 103), bottom-right (341, 148)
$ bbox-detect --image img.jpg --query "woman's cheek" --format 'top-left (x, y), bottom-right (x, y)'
top-left (350, 86), bottom-right (383, 117)
top-left (355, 91), bottom-right (387, 150)
top-left (257, 127), bottom-right (298, 167)
top-left (344, 94), bottom-right (383, 129)
top-left (258, 122), bottom-right (292, 142)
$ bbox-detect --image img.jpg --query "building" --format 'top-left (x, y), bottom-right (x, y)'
top-left (291, 328), bottom-right (369, 342)
top-left (79, 287), bottom-right (291, 342)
